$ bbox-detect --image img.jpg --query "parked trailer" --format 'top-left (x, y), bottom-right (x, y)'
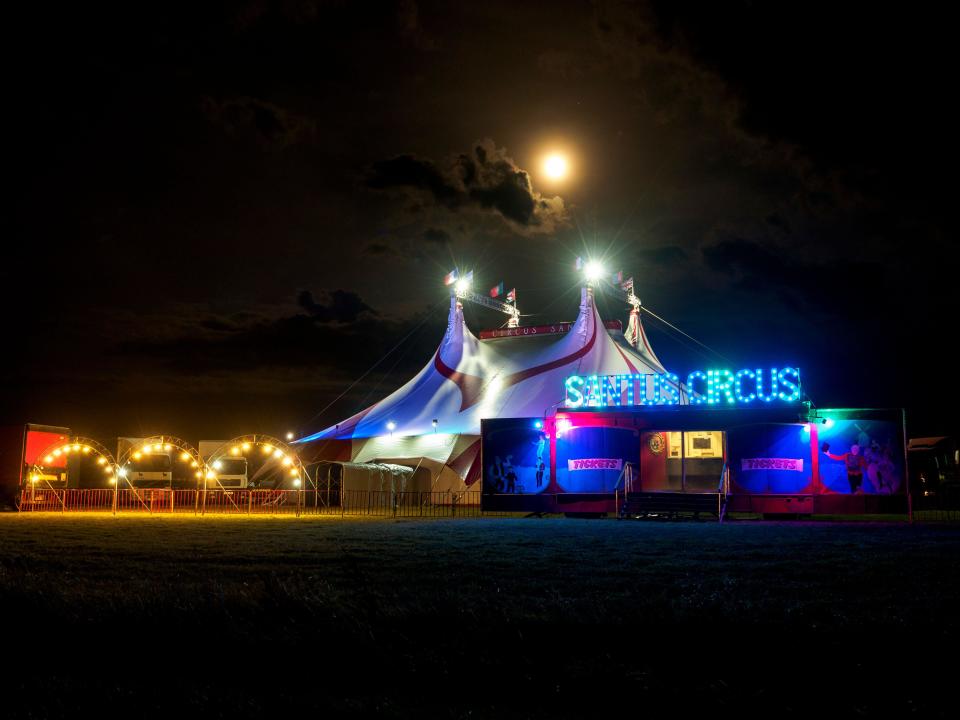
top-left (0, 423), bottom-right (71, 508)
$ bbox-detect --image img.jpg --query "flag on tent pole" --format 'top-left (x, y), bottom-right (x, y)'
top-left (611, 270), bottom-right (623, 285)
top-left (575, 256), bottom-right (583, 271)
top-left (506, 288), bottom-right (516, 303)
top-left (621, 276), bottom-right (634, 292)
top-left (443, 269), bottom-right (459, 286)
top-left (489, 281), bottom-right (504, 298)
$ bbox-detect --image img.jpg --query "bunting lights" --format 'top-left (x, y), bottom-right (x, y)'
top-left (564, 367), bottom-right (801, 408)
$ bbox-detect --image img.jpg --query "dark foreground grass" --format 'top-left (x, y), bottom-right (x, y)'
top-left (2, 514), bottom-right (959, 718)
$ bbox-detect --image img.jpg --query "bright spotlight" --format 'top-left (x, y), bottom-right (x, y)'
top-left (584, 260), bottom-right (604, 282)
top-left (292, 478), bottom-right (302, 488)
top-left (212, 460), bottom-right (223, 470)
top-left (386, 421), bottom-right (396, 434)
top-left (455, 277), bottom-right (471, 295)
top-left (118, 468), bottom-right (128, 478)
top-left (286, 432), bottom-right (295, 440)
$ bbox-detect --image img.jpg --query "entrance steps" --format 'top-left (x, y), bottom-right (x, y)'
top-left (619, 491), bottom-right (724, 521)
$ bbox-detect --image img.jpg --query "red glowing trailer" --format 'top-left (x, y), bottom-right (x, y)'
top-left (0, 423), bottom-right (71, 508)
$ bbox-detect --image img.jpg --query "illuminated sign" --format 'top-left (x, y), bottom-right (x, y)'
top-left (741, 458), bottom-right (804, 472)
top-left (567, 458), bottom-right (623, 471)
top-left (564, 368), bottom-right (801, 408)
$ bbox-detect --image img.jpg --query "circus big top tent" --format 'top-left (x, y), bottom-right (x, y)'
top-left (295, 285), bottom-right (675, 492)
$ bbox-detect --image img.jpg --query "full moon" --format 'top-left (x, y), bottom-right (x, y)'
top-left (544, 153), bottom-right (568, 180)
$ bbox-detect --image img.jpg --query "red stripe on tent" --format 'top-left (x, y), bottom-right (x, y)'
top-left (435, 315), bottom-right (599, 411)
top-left (613, 343), bottom-right (639, 374)
top-left (448, 438), bottom-right (481, 479)
top-left (463, 450), bottom-right (482, 487)
top-left (433, 353), bottom-right (488, 411)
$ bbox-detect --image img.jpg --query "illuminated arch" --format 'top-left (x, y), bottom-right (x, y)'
top-left (116, 435), bottom-right (207, 484)
top-left (31, 436), bottom-right (118, 485)
top-left (207, 434), bottom-right (308, 488)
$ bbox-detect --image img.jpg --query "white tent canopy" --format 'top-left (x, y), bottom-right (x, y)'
top-left (298, 286), bottom-right (677, 443)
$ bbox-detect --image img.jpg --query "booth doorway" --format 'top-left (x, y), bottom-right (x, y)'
top-left (638, 430), bottom-right (726, 493)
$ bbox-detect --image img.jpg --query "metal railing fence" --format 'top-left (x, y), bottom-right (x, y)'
top-left (18, 488), bottom-right (485, 518)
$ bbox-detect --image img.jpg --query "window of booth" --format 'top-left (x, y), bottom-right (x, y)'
top-left (641, 430), bottom-right (725, 493)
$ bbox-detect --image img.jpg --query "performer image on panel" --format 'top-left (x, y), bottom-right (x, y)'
top-left (504, 455), bottom-right (517, 493)
top-left (535, 432), bottom-right (546, 488)
top-left (822, 442), bottom-right (868, 494)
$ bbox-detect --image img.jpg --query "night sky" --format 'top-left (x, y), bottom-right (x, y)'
top-left (6, 1), bottom-right (958, 442)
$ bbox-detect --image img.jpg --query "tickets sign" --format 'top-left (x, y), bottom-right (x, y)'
top-left (567, 458), bottom-right (623, 471)
top-left (740, 458), bottom-right (804, 472)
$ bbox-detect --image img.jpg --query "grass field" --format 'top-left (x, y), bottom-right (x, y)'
top-left (2, 514), bottom-right (960, 717)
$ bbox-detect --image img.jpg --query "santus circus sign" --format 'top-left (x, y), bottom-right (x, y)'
top-left (563, 368), bottom-right (801, 408)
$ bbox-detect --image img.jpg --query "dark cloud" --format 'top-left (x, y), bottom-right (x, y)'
top-left (201, 96), bottom-right (316, 149)
top-left (296, 289), bottom-right (377, 324)
top-left (701, 236), bottom-right (891, 315)
top-left (422, 228), bottom-right (451, 245)
top-left (366, 139), bottom-right (568, 234)
top-left (637, 245), bottom-right (688, 266)
top-left (362, 242), bottom-right (397, 256)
